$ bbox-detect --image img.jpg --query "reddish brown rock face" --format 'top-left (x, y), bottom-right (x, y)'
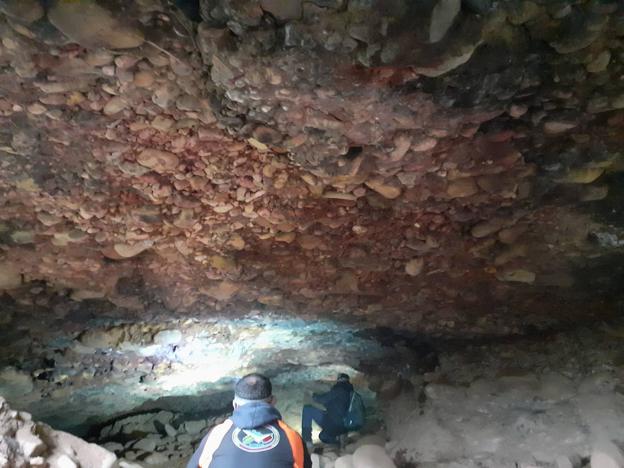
top-left (1, 0), bottom-right (623, 336)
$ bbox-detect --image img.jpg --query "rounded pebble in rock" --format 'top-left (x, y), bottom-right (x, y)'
top-left (48, 1), bottom-right (144, 49)
top-left (103, 97), bottom-right (127, 116)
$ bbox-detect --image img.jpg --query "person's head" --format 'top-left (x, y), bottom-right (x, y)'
top-left (233, 373), bottom-right (276, 408)
top-left (337, 373), bottom-right (350, 382)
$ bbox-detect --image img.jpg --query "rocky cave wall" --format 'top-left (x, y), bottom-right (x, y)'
top-left (2, 1), bottom-right (624, 467)
top-left (0, 0), bottom-right (623, 336)
top-left (3, 317), bottom-right (624, 468)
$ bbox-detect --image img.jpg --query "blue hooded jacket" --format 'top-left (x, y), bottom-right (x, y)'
top-left (186, 402), bottom-right (312, 468)
top-left (313, 380), bottom-right (354, 429)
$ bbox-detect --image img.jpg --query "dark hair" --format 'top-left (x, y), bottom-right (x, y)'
top-left (235, 373), bottom-right (273, 400)
top-left (337, 373), bottom-right (350, 381)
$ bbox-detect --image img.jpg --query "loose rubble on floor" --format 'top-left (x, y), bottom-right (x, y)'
top-left (3, 320), bottom-right (624, 467)
top-left (0, 397), bottom-right (117, 468)
top-left (382, 323), bottom-right (624, 468)
top-left (96, 410), bottom-right (226, 467)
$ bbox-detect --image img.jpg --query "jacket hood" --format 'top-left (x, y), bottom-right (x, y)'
top-left (335, 380), bottom-right (354, 392)
top-left (231, 401), bottom-right (282, 429)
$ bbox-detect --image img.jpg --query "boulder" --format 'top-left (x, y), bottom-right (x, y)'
top-left (47, 429), bottom-right (117, 468)
top-left (591, 441), bottom-right (624, 468)
top-left (346, 434), bottom-right (387, 454)
top-left (133, 437), bottom-right (157, 452)
top-left (15, 424), bottom-right (45, 458)
top-left (47, 453), bottom-right (78, 468)
top-left (352, 445), bottom-right (396, 468)
top-left (0, 367), bottom-right (34, 400)
top-left (164, 424), bottom-right (177, 437)
top-left (144, 452), bottom-right (169, 464)
top-left (183, 420), bottom-right (207, 435)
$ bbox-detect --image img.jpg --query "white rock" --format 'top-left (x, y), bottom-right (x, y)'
top-left (15, 425), bottom-right (45, 458)
top-left (346, 434), bottom-right (387, 454)
top-left (591, 441), bottom-right (624, 468)
top-left (47, 429), bottom-right (117, 468)
top-left (133, 437), bottom-right (157, 452)
top-left (183, 420), bottom-right (207, 435)
top-left (335, 454), bottom-right (355, 468)
top-left (48, 453), bottom-right (78, 468)
top-left (153, 330), bottom-right (183, 345)
top-left (119, 461), bottom-right (144, 468)
top-left (164, 424), bottom-right (177, 437)
top-left (144, 452), bottom-right (169, 465)
top-left (352, 445), bottom-right (396, 468)
top-left (29, 456), bottom-right (47, 468)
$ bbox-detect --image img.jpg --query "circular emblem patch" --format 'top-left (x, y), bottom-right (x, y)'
top-left (232, 425), bottom-right (280, 453)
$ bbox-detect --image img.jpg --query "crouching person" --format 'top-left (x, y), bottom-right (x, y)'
top-left (187, 373), bottom-right (312, 468)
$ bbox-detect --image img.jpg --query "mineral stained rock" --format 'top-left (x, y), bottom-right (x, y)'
top-left (0, 0), bottom-right (623, 335)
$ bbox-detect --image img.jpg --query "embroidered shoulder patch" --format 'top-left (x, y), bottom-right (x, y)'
top-left (232, 425), bottom-right (280, 452)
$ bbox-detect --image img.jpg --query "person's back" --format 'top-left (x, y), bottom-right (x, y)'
top-left (301, 373), bottom-right (355, 446)
top-left (187, 373), bottom-right (311, 468)
top-left (314, 378), bottom-right (353, 427)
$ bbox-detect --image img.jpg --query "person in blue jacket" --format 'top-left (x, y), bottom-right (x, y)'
top-left (186, 373), bottom-right (312, 468)
top-left (301, 373), bottom-right (354, 446)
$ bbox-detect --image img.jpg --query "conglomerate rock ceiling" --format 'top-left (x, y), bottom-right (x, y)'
top-left (1, 0), bottom-right (624, 335)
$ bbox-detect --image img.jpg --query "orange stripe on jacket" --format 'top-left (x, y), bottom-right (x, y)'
top-left (277, 420), bottom-right (305, 468)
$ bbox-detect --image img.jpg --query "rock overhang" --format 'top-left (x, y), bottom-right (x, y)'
top-left (0, 0), bottom-right (623, 336)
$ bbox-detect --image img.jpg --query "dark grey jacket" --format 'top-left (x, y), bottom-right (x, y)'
top-left (313, 380), bottom-right (354, 429)
top-left (186, 402), bottom-right (312, 468)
